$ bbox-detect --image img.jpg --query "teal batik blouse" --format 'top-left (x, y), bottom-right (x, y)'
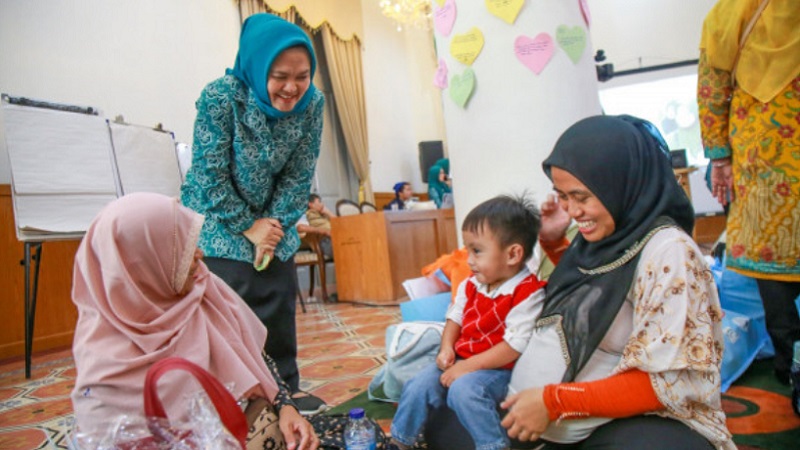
top-left (181, 75), bottom-right (324, 264)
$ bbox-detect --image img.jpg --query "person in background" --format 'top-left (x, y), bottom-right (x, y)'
top-left (384, 181), bottom-right (413, 210)
top-left (389, 195), bottom-right (544, 450)
top-left (427, 159), bottom-right (452, 208)
top-left (296, 193), bottom-right (335, 260)
top-left (180, 13), bottom-right (326, 414)
top-left (501, 115), bottom-right (733, 449)
top-left (698, 0), bottom-right (800, 386)
top-left (71, 193), bottom-right (318, 450)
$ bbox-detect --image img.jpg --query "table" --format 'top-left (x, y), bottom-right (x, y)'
top-left (330, 208), bottom-right (458, 303)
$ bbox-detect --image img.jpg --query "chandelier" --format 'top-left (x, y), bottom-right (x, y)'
top-left (379, 0), bottom-right (432, 31)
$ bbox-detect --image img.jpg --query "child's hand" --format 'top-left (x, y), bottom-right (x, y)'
top-left (439, 360), bottom-right (474, 387)
top-left (436, 348), bottom-right (455, 371)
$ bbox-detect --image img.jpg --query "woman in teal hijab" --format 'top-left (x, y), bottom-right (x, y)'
top-left (181, 13), bottom-right (326, 416)
top-left (427, 158), bottom-right (452, 208)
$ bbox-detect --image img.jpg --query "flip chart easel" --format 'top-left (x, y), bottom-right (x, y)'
top-left (1, 94), bottom-right (182, 377)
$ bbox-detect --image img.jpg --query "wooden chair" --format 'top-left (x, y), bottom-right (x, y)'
top-left (359, 201), bottom-right (377, 213)
top-left (336, 199), bottom-right (361, 216)
top-left (293, 233), bottom-right (331, 312)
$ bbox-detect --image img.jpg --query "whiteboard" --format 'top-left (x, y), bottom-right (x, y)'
top-left (110, 122), bottom-right (182, 197)
top-left (4, 103), bottom-right (118, 195)
top-left (2, 99), bottom-right (183, 241)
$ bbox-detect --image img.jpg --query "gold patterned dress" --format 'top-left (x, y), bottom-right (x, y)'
top-left (698, 53), bottom-right (800, 282)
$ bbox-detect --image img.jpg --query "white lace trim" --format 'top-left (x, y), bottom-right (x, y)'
top-left (173, 207), bottom-right (205, 293)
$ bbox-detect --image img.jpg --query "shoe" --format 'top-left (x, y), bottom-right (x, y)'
top-left (292, 391), bottom-right (328, 416)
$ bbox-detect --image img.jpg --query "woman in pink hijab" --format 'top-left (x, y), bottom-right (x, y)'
top-left (70, 192), bottom-right (317, 449)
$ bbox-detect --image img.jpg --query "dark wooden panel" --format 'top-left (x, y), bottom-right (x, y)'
top-left (0, 185), bottom-right (80, 359)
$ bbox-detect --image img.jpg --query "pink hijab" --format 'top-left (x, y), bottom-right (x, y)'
top-left (70, 193), bottom-right (278, 435)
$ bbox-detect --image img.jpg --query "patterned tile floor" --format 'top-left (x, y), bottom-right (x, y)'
top-left (0, 299), bottom-right (400, 449)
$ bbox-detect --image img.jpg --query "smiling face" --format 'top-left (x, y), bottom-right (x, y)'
top-left (550, 166), bottom-right (616, 242)
top-left (178, 248), bottom-right (204, 296)
top-left (463, 225), bottom-right (520, 292)
top-left (267, 46), bottom-right (311, 112)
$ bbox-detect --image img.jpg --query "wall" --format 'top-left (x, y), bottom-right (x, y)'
top-left (587, 0), bottom-right (717, 73)
top-left (433, 0), bottom-right (602, 231)
top-left (360, 0), bottom-right (446, 196)
top-left (0, 0), bottom-right (725, 201)
top-left (0, 0), bottom-right (241, 184)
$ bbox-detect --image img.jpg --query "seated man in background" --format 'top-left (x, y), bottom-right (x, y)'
top-left (296, 193), bottom-right (335, 259)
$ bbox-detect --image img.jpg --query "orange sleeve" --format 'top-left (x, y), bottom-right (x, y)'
top-left (542, 370), bottom-right (664, 422)
top-left (421, 248), bottom-right (471, 303)
top-left (539, 237), bottom-right (570, 266)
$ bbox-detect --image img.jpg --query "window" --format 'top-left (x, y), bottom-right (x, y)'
top-left (598, 73), bottom-right (707, 167)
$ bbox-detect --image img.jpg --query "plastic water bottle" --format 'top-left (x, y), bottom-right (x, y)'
top-left (344, 408), bottom-right (376, 450)
top-left (791, 340), bottom-right (800, 416)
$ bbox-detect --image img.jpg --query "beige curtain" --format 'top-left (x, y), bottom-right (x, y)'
top-left (319, 26), bottom-right (372, 202)
top-left (237, 0), bottom-right (372, 202)
top-left (238, 0), bottom-right (295, 23)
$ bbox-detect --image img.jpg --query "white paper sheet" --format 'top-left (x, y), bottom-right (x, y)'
top-left (3, 103), bottom-right (118, 195)
top-left (402, 276), bottom-right (449, 300)
top-left (14, 194), bottom-right (117, 240)
top-left (109, 123), bottom-right (182, 197)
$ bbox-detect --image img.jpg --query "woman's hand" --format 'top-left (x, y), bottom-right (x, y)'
top-left (500, 387), bottom-right (550, 442)
top-left (278, 406), bottom-right (319, 450)
top-left (436, 347), bottom-right (455, 371)
top-left (710, 158), bottom-right (734, 206)
top-left (538, 193), bottom-right (571, 242)
top-left (244, 218), bottom-right (284, 266)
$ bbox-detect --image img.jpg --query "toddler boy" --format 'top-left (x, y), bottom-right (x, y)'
top-left (389, 195), bottom-right (544, 450)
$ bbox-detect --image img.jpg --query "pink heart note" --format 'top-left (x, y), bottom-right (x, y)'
top-left (579, 0), bottom-right (591, 27)
top-left (434, 0), bottom-right (457, 37)
top-left (514, 34), bottom-right (554, 75)
top-left (433, 58), bottom-right (448, 89)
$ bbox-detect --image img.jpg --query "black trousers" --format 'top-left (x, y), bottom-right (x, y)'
top-left (204, 256), bottom-right (300, 392)
top-left (756, 279), bottom-right (800, 377)
top-left (538, 416), bottom-right (715, 450)
top-left (425, 407), bottom-right (714, 450)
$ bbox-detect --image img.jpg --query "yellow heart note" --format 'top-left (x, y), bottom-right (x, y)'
top-left (450, 27), bottom-right (485, 66)
top-left (485, 0), bottom-right (524, 25)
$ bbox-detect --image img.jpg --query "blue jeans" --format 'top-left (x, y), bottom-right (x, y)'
top-left (390, 362), bottom-right (511, 450)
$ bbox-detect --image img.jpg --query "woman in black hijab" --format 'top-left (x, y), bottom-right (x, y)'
top-left (501, 116), bottom-right (734, 449)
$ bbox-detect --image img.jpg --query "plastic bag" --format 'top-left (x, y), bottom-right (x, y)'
top-left (70, 357), bottom-right (247, 450)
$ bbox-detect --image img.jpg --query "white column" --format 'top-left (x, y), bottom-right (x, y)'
top-left (432, 0), bottom-right (602, 238)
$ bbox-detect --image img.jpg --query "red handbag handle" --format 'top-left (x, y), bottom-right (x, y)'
top-left (143, 357), bottom-right (248, 449)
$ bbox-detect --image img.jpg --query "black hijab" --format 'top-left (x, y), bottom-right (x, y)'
top-left (540, 115), bottom-right (694, 382)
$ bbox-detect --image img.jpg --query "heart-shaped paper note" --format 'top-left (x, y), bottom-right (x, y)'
top-left (433, 58), bottom-right (448, 89)
top-left (449, 68), bottom-right (475, 109)
top-left (579, 0), bottom-right (591, 27)
top-left (485, 0), bottom-right (524, 25)
top-left (514, 33), bottom-right (554, 75)
top-left (450, 27), bottom-right (484, 66)
top-left (556, 25), bottom-right (586, 64)
top-left (434, 0), bottom-right (457, 37)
